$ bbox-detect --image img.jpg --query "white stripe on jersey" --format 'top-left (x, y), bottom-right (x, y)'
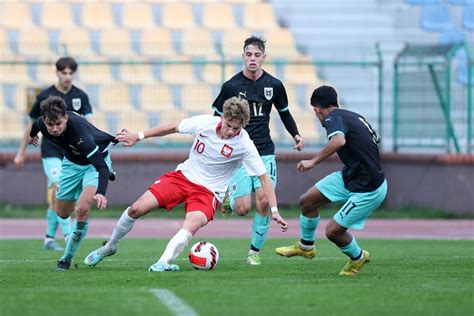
top-left (176, 115), bottom-right (266, 203)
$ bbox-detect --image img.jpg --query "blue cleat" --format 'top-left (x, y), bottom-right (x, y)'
top-left (84, 246), bottom-right (117, 267)
top-left (148, 262), bottom-right (180, 272)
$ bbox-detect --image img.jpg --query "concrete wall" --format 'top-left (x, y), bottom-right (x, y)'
top-left (1, 152), bottom-right (472, 214)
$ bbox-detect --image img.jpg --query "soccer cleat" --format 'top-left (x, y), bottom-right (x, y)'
top-left (219, 190), bottom-right (233, 218)
top-left (339, 250), bottom-right (370, 276)
top-left (148, 262), bottom-right (180, 272)
top-left (56, 259), bottom-right (71, 271)
top-left (84, 246), bottom-right (117, 267)
top-left (275, 242), bottom-right (316, 259)
top-left (43, 240), bottom-right (64, 252)
top-left (246, 254), bottom-right (262, 265)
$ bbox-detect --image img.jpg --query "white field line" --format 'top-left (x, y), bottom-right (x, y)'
top-left (150, 289), bottom-right (198, 316)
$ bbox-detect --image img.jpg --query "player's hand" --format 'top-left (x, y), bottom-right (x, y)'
top-left (297, 159), bottom-right (315, 172)
top-left (294, 135), bottom-right (304, 151)
top-left (28, 135), bottom-right (39, 146)
top-left (271, 212), bottom-right (289, 232)
top-left (116, 129), bottom-right (139, 147)
top-left (93, 194), bottom-right (107, 210)
top-left (13, 152), bottom-right (26, 169)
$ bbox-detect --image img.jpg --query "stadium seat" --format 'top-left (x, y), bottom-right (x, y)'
top-left (221, 29), bottom-right (253, 59)
top-left (283, 63), bottom-right (322, 85)
top-left (420, 4), bottom-right (453, 32)
top-left (404, 0), bottom-right (442, 5)
top-left (81, 2), bottom-right (115, 29)
top-left (263, 28), bottom-right (301, 61)
top-left (117, 110), bottom-right (150, 132)
top-left (462, 4), bottom-right (474, 30)
top-left (99, 29), bottom-right (135, 58)
top-left (201, 64), bottom-right (228, 84)
top-left (59, 28), bottom-right (95, 57)
top-left (89, 110), bottom-right (108, 132)
top-left (181, 84), bottom-right (214, 112)
top-left (76, 64), bottom-right (114, 84)
top-left (438, 27), bottom-right (466, 44)
top-left (121, 2), bottom-right (156, 30)
top-left (292, 112), bottom-right (321, 142)
top-left (242, 3), bottom-right (278, 30)
top-left (0, 29), bottom-right (13, 58)
top-left (202, 3), bottom-right (236, 31)
top-left (0, 65), bottom-right (30, 84)
top-left (3, 84), bottom-right (28, 111)
top-left (40, 2), bottom-right (75, 29)
top-left (140, 28), bottom-right (176, 57)
top-left (141, 84), bottom-right (174, 111)
top-left (162, 3), bottom-right (195, 30)
top-left (17, 28), bottom-right (54, 59)
top-left (161, 64), bottom-right (196, 84)
top-left (0, 2), bottom-right (34, 29)
top-left (34, 64), bottom-right (57, 85)
top-left (119, 64), bottom-right (155, 84)
top-left (0, 108), bottom-right (25, 140)
top-left (98, 84), bottom-right (133, 112)
top-left (181, 29), bottom-right (220, 60)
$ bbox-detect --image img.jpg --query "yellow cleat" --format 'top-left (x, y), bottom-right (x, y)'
top-left (275, 242), bottom-right (316, 259)
top-left (339, 250), bottom-right (370, 276)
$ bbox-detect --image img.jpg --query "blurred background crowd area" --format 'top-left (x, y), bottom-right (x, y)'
top-left (0, 0), bottom-right (472, 153)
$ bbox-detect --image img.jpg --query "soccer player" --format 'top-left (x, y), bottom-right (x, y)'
top-left (275, 86), bottom-right (388, 276)
top-left (84, 96), bottom-right (289, 272)
top-left (14, 57), bottom-right (93, 251)
top-left (28, 96), bottom-right (116, 271)
top-left (211, 36), bottom-right (304, 265)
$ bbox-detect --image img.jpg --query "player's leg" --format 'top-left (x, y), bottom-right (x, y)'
top-left (329, 179), bottom-right (387, 276)
top-left (150, 183), bottom-right (214, 272)
top-left (221, 165), bottom-right (253, 217)
top-left (85, 190), bottom-right (159, 267)
top-left (245, 155), bottom-right (276, 265)
top-left (42, 157), bottom-right (63, 251)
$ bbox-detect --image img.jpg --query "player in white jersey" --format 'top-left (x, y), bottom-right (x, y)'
top-left (84, 97), bottom-right (288, 272)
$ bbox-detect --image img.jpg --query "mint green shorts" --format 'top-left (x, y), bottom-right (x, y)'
top-left (315, 171), bottom-right (388, 230)
top-left (228, 155), bottom-right (277, 199)
top-left (42, 157), bottom-right (62, 188)
top-left (56, 155), bottom-right (113, 201)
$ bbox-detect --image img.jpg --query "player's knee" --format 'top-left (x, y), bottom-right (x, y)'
top-left (128, 203), bottom-right (144, 219)
top-left (74, 204), bottom-right (89, 220)
top-left (234, 203), bottom-right (251, 216)
top-left (299, 194), bottom-right (313, 215)
top-left (325, 223), bottom-right (343, 242)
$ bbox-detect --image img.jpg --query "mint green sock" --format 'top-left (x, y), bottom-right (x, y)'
top-left (339, 238), bottom-right (362, 260)
top-left (251, 213), bottom-right (270, 251)
top-left (45, 208), bottom-right (58, 238)
top-left (300, 214), bottom-right (320, 243)
top-left (61, 220), bottom-right (89, 261)
top-left (57, 216), bottom-right (72, 238)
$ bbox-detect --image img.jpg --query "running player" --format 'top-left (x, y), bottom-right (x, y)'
top-left (212, 36), bottom-right (304, 265)
top-left (84, 96), bottom-right (289, 272)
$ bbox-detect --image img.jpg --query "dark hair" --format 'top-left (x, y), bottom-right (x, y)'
top-left (56, 57), bottom-right (78, 72)
top-left (40, 96), bottom-right (67, 123)
top-left (243, 36), bottom-right (266, 53)
top-left (310, 85), bottom-right (339, 109)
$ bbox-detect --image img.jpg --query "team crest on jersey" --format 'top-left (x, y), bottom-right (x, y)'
top-left (264, 87), bottom-right (273, 100)
top-left (221, 144), bottom-right (233, 158)
top-left (72, 98), bottom-right (82, 111)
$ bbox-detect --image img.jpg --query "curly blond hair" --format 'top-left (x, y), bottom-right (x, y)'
top-left (222, 96), bottom-right (250, 128)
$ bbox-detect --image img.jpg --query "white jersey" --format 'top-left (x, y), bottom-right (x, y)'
top-left (176, 115), bottom-right (266, 202)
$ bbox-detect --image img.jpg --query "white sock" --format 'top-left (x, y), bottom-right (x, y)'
top-left (248, 249), bottom-right (259, 256)
top-left (106, 207), bottom-right (135, 250)
top-left (158, 229), bottom-right (192, 264)
top-left (299, 242), bottom-right (314, 251)
top-left (44, 237), bottom-right (55, 244)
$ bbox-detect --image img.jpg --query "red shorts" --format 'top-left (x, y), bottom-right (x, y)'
top-left (148, 170), bottom-right (217, 221)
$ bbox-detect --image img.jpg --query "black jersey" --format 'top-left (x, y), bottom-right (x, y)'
top-left (29, 85), bottom-right (93, 159)
top-left (30, 112), bottom-right (116, 196)
top-left (212, 70), bottom-right (289, 156)
top-left (323, 109), bottom-right (385, 192)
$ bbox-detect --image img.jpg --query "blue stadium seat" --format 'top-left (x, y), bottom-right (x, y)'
top-left (420, 4), bottom-right (454, 32)
top-left (405, 0), bottom-right (441, 5)
top-left (462, 4), bottom-right (474, 30)
top-left (438, 27), bottom-right (466, 44)
top-left (447, 0), bottom-right (474, 4)
top-left (457, 53), bottom-right (474, 86)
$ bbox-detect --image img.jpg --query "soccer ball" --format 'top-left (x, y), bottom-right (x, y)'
top-left (188, 241), bottom-right (219, 270)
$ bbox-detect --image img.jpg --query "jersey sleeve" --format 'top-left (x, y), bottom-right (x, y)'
top-left (177, 115), bottom-right (209, 136)
top-left (273, 80), bottom-right (289, 112)
top-left (323, 112), bottom-right (346, 139)
top-left (211, 83), bottom-right (232, 115)
top-left (29, 93), bottom-right (46, 120)
top-left (29, 119), bottom-right (41, 137)
top-left (241, 137), bottom-right (267, 176)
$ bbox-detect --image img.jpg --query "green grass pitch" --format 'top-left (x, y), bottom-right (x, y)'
top-left (0, 238), bottom-right (472, 316)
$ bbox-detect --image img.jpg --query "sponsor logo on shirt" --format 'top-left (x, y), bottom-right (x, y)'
top-left (221, 144), bottom-right (233, 158)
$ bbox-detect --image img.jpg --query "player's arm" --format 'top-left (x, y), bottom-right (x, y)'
top-left (116, 122), bottom-right (179, 147)
top-left (87, 149), bottom-right (110, 210)
top-left (278, 109), bottom-right (304, 151)
top-left (297, 133), bottom-right (345, 172)
top-left (258, 173), bottom-right (288, 232)
top-left (13, 120), bottom-right (35, 169)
